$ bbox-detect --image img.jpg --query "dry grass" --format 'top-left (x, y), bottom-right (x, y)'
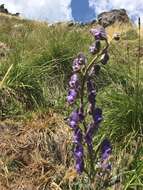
top-left (106, 22), bottom-right (133, 42)
top-left (0, 110), bottom-right (77, 190)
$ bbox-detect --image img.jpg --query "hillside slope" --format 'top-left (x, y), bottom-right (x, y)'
top-left (0, 13), bottom-right (143, 190)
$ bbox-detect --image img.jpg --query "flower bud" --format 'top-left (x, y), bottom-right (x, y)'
top-left (92, 108), bottom-right (103, 124)
top-left (73, 128), bottom-right (83, 144)
top-left (67, 89), bottom-right (77, 104)
top-left (101, 139), bottom-right (112, 170)
top-left (90, 27), bottom-right (107, 40)
top-left (69, 74), bottom-right (79, 89)
top-left (89, 40), bottom-right (101, 55)
top-left (68, 109), bottom-right (79, 128)
top-left (113, 32), bottom-right (120, 41)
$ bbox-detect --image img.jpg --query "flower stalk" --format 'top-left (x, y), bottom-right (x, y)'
top-left (66, 26), bottom-right (112, 182)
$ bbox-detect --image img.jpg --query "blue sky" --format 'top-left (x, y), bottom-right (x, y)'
top-left (71, 0), bottom-right (95, 22)
top-left (1, 0), bottom-right (143, 23)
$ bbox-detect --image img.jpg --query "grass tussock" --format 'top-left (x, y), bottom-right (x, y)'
top-left (0, 111), bottom-right (73, 190)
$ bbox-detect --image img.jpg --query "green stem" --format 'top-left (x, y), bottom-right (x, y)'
top-left (80, 40), bottom-right (109, 105)
top-left (135, 17), bottom-right (141, 130)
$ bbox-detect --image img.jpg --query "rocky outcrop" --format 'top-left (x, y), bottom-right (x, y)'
top-left (66, 9), bottom-right (130, 28)
top-left (97, 9), bottom-right (130, 27)
top-left (0, 4), bottom-right (20, 17)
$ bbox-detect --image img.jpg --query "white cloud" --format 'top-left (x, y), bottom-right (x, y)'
top-left (89, 0), bottom-right (143, 23)
top-left (0, 0), bottom-right (73, 22)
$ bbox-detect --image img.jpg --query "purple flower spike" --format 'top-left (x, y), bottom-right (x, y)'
top-left (73, 128), bottom-right (83, 144)
top-left (66, 25), bottom-right (111, 176)
top-left (90, 27), bottom-right (107, 40)
top-left (67, 89), bottom-right (77, 104)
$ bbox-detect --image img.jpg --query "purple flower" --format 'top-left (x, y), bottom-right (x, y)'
top-left (101, 139), bottom-right (112, 160)
top-left (74, 144), bottom-right (84, 159)
top-left (68, 109), bottom-right (79, 128)
top-left (92, 108), bottom-right (103, 124)
top-left (73, 128), bottom-right (83, 144)
top-left (101, 139), bottom-right (112, 170)
top-left (72, 53), bottom-right (87, 72)
top-left (101, 51), bottom-right (109, 65)
top-left (87, 79), bottom-right (95, 93)
top-left (75, 158), bottom-right (84, 174)
top-left (78, 106), bottom-right (84, 122)
top-left (85, 123), bottom-right (95, 150)
top-left (77, 53), bottom-right (87, 65)
top-left (73, 133), bottom-right (84, 174)
top-left (69, 74), bottom-right (79, 89)
top-left (72, 58), bottom-right (81, 72)
top-left (89, 45), bottom-right (96, 54)
top-left (67, 89), bottom-right (77, 104)
top-left (85, 123), bottom-right (99, 151)
top-left (89, 40), bottom-right (101, 55)
top-left (87, 79), bottom-right (96, 107)
top-left (90, 27), bottom-right (107, 40)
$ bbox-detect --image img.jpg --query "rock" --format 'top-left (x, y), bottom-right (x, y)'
top-left (97, 9), bottom-right (130, 27)
top-left (0, 4), bottom-right (20, 16)
top-left (0, 4), bottom-right (8, 14)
